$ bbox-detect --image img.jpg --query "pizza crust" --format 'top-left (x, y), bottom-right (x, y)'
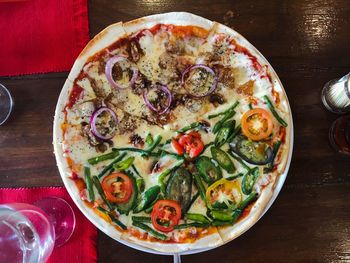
top-left (67, 22), bottom-right (127, 82)
top-left (122, 12), bottom-right (213, 35)
top-left (120, 228), bottom-right (224, 253)
top-left (53, 12), bottom-right (294, 255)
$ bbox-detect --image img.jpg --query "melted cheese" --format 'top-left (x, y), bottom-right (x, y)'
top-left (138, 30), bottom-right (167, 81)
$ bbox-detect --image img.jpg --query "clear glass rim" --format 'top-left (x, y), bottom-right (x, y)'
top-left (0, 83), bottom-right (14, 126)
top-left (321, 73), bottom-right (350, 114)
top-left (345, 72), bottom-right (350, 99)
top-left (34, 197), bottom-right (76, 248)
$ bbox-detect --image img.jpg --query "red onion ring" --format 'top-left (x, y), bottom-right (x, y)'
top-left (181, 64), bottom-right (218, 98)
top-left (143, 84), bottom-right (173, 115)
top-left (105, 55), bottom-right (139, 89)
top-left (90, 107), bottom-right (118, 140)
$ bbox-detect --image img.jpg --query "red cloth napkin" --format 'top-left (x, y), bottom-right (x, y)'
top-left (0, 187), bottom-right (97, 263)
top-left (0, 0), bottom-right (90, 76)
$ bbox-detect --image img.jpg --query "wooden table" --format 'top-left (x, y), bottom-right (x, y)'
top-left (1, 0), bottom-right (350, 262)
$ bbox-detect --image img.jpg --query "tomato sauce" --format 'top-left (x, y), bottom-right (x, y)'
top-left (106, 37), bottom-right (129, 54)
top-left (272, 88), bottom-right (280, 105)
top-left (71, 177), bottom-right (86, 191)
top-left (233, 40), bottom-right (281, 106)
top-left (66, 157), bottom-right (74, 170)
top-left (239, 204), bottom-right (254, 221)
top-left (66, 84), bottom-right (83, 109)
top-left (132, 23), bottom-right (208, 41)
top-left (127, 225), bottom-right (218, 244)
top-left (167, 25), bottom-right (208, 38)
top-left (233, 43), bottom-right (262, 71)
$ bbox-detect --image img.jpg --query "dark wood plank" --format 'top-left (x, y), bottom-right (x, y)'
top-left (1, 0), bottom-right (350, 262)
top-left (0, 77), bottom-right (65, 187)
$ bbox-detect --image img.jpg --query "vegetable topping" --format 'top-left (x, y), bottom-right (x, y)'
top-left (102, 172), bottom-right (133, 203)
top-left (105, 55), bottom-right (139, 89)
top-left (241, 108), bottom-right (273, 141)
top-left (210, 147), bottom-right (236, 173)
top-left (143, 84), bottom-right (173, 115)
top-left (195, 156), bottom-right (222, 184)
top-left (165, 167), bottom-right (192, 213)
top-left (90, 107), bottom-right (118, 141)
top-left (206, 178), bottom-right (242, 210)
top-left (171, 131), bottom-right (204, 158)
top-left (181, 64), bottom-right (218, 97)
top-left (230, 135), bottom-right (273, 165)
top-left (151, 200), bottom-right (181, 232)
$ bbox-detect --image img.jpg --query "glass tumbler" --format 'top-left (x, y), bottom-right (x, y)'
top-left (321, 72), bottom-right (350, 114)
top-left (0, 83), bottom-right (14, 125)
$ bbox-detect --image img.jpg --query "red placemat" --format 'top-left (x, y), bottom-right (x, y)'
top-left (0, 0), bottom-right (90, 76)
top-left (0, 187), bottom-right (97, 263)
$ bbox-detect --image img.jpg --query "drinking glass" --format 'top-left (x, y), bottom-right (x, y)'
top-left (321, 72), bottom-right (350, 114)
top-left (329, 115), bottom-right (350, 155)
top-left (0, 83), bottom-right (14, 125)
top-left (0, 197), bottom-right (76, 263)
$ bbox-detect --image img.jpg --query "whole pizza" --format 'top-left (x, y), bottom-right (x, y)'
top-left (54, 13), bottom-right (293, 253)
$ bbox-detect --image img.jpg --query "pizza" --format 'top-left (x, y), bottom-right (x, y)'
top-left (53, 12), bottom-right (292, 253)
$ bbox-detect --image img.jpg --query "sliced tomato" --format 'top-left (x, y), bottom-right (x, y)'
top-left (101, 172), bottom-right (133, 203)
top-left (177, 131), bottom-right (204, 158)
top-left (151, 200), bottom-right (181, 232)
top-left (186, 130), bottom-right (201, 138)
top-left (171, 139), bottom-right (184, 155)
top-left (241, 108), bottom-right (273, 141)
top-left (171, 131), bottom-right (204, 158)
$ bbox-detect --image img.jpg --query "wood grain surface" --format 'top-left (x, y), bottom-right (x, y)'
top-left (1, 0), bottom-right (350, 262)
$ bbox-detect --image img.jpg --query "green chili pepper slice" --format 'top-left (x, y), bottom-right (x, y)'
top-left (97, 152), bottom-right (127, 179)
top-left (226, 173), bottom-right (244, 181)
top-left (186, 213), bottom-right (211, 224)
top-left (113, 156), bottom-right (135, 171)
top-left (212, 109), bottom-right (236, 134)
top-left (133, 185), bottom-right (161, 213)
top-left (241, 167), bottom-right (260, 195)
top-left (195, 156), bottom-right (222, 184)
top-left (145, 135), bottom-right (162, 153)
top-left (210, 210), bottom-right (234, 222)
top-left (145, 133), bottom-right (154, 146)
top-left (214, 120), bottom-right (235, 147)
top-left (211, 147), bottom-right (236, 173)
